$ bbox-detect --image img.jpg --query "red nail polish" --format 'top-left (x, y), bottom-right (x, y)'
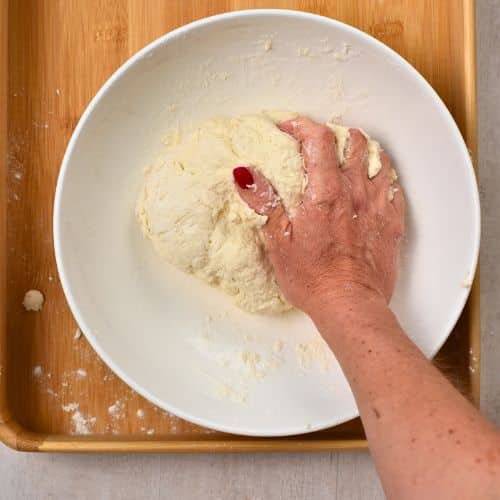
top-left (233, 166), bottom-right (254, 189)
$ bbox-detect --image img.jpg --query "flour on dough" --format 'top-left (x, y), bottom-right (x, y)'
top-left (136, 113), bottom-right (382, 314)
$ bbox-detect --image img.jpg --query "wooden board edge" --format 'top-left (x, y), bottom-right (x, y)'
top-left (0, 418), bottom-right (47, 452)
top-left (37, 437), bottom-right (368, 453)
top-left (0, 0), bottom-right (45, 453)
top-left (0, 0), bottom-right (11, 445)
top-left (462, 0), bottom-right (480, 406)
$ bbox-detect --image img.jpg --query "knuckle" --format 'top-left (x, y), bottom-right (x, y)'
top-left (316, 126), bottom-right (335, 143)
top-left (350, 184), bottom-right (367, 212)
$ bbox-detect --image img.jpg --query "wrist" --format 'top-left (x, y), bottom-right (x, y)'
top-left (302, 278), bottom-right (385, 316)
top-left (304, 282), bottom-right (391, 331)
top-left (299, 256), bottom-right (390, 317)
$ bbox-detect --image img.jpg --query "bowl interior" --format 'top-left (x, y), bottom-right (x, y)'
top-left (54, 11), bottom-right (479, 436)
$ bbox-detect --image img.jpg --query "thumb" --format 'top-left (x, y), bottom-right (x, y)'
top-left (232, 166), bottom-right (289, 238)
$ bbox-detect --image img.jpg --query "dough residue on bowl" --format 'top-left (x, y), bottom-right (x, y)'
top-left (136, 113), bottom-right (382, 314)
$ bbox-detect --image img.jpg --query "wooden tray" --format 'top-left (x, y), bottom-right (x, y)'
top-left (0, 0), bottom-right (479, 452)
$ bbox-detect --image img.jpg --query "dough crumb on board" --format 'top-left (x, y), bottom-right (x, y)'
top-left (73, 327), bottom-right (82, 340)
top-left (76, 368), bottom-right (87, 378)
top-left (136, 408), bottom-right (145, 418)
top-left (33, 365), bottom-right (43, 377)
top-left (22, 289), bottom-right (44, 311)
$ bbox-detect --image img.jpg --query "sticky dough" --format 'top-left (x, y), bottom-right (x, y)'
top-left (136, 113), bottom-right (382, 314)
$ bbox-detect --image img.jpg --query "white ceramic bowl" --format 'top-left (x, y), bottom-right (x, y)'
top-left (54, 10), bottom-right (480, 436)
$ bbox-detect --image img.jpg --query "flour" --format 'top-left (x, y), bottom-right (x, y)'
top-left (71, 411), bottom-right (97, 435)
top-left (273, 339), bottom-right (284, 353)
top-left (62, 402), bottom-right (80, 412)
top-left (214, 381), bottom-right (248, 403)
top-left (332, 42), bottom-right (352, 61)
top-left (296, 338), bottom-right (334, 372)
top-left (239, 351), bottom-right (266, 380)
top-left (108, 399), bottom-right (125, 420)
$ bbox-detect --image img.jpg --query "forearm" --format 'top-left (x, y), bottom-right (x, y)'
top-left (310, 292), bottom-right (500, 499)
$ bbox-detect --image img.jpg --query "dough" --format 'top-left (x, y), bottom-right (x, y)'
top-left (136, 113), bottom-right (382, 314)
top-left (23, 289), bottom-right (44, 311)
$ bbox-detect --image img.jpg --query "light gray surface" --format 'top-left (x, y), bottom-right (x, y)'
top-left (1, 4), bottom-right (498, 499)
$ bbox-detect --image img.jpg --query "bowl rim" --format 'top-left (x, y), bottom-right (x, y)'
top-left (53, 8), bottom-right (480, 437)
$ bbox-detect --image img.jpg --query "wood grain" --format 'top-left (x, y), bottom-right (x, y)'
top-left (0, 0), bottom-right (479, 451)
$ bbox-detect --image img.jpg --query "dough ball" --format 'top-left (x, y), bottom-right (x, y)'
top-left (23, 289), bottom-right (44, 312)
top-left (136, 113), bottom-right (305, 313)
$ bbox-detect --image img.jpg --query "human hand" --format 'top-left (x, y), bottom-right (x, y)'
top-left (233, 117), bottom-right (404, 315)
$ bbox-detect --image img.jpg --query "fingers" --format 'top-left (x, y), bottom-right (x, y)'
top-left (343, 128), bottom-right (369, 211)
top-left (371, 150), bottom-right (396, 208)
top-left (369, 150), bottom-right (404, 222)
top-left (344, 128), bottom-right (369, 170)
top-left (233, 166), bottom-right (290, 241)
top-left (279, 118), bottom-right (341, 200)
top-left (376, 153), bottom-right (404, 238)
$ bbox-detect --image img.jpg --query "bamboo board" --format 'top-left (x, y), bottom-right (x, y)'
top-left (0, 0), bottom-right (479, 452)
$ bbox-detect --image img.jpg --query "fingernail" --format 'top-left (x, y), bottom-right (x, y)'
top-left (233, 166), bottom-right (254, 189)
